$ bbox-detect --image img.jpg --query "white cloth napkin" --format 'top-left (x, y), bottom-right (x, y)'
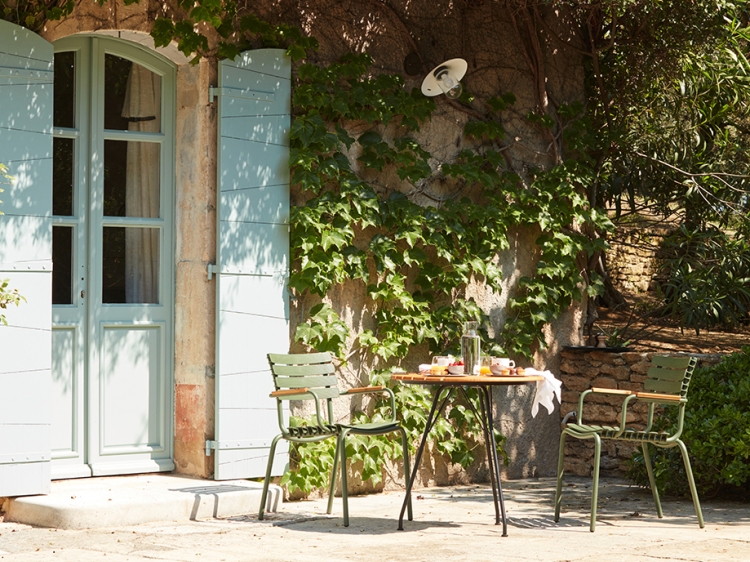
top-left (525, 368), bottom-right (562, 417)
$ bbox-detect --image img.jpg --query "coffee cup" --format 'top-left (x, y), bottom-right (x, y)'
top-left (492, 357), bottom-right (515, 369)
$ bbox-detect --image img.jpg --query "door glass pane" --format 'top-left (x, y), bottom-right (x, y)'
top-left (105, 55), bottom-right (161, 133)
top-left (53, 138), bottom-right (74, 216)
top-left (103, 140), bottom-right (160, 218)
top-left (102, 227), bottom-right (160, 304)
top-left (54, 51), bottom-right (75, 129)
top-left (53, 226), bottom-right (73, 305)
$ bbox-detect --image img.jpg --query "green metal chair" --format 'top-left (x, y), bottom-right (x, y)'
top-left (554, 355), bottom-right (704, 531)
top-left (258, 352), bottom-right (412, 526)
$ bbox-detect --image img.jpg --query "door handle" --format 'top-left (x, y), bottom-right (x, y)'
top-left (81, 290), bottom-right (86, 298)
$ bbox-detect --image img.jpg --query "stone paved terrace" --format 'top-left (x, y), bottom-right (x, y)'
top-left (1, 477), bottom-right (749, 561)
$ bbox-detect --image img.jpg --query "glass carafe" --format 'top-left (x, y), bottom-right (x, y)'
top-left (461, 321), bottom-right (481, 375)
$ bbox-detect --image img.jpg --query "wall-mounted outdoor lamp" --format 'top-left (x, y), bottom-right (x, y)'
top-left (421, 58), bottom-right (467, 99)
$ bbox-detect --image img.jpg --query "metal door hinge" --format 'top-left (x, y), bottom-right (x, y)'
top-left (207, 264), bottom-right (219, 280)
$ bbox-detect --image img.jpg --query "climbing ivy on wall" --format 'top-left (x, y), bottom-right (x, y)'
top-left (280, 52), bottom-right (611, 494)
top-left (289, 53), bottom-right (610, 364)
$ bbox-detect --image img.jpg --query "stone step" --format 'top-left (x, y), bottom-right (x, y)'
top-left (3, 474), bottom-right (282, 529)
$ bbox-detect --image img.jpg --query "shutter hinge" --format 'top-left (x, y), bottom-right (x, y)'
top-left (207, 264), bottom-right (219, 280)
top-left (209, 86), bottom-right (275, 103)
top-left (205, 439), bottom-right (274, 456)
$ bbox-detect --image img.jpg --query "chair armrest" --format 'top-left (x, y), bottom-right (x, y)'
top-left (271, 388), bottom-right (311, 397)
top-left (591, 388), bottom-right (634, 395)
top-left (343, 385), bottom-right (384, 394)
top-left (341, 386), bottom-right (397, 422)
top-left (577, 388), bottom-right (637, 438)
top-left (635, 391), bottom-right (684, 403)
top-left (270, 388), bottom-right (329, 428)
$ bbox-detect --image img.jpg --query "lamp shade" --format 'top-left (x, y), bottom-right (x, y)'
top-left (421, 58), bottom-right (468, 98)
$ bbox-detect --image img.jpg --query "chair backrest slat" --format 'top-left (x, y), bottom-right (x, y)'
top-left (645, 365), bottom-right (687, 381)
top-left (275, 375), bottom-right (338, 389)
top-left (644, 378), bottom-right (683, 394)
top-left (268, 351), bottom-right (340, 396)
top-left (268, 352), bottom-right (332, 365)
top-left (272, 363), bottom-right (335, 377)
top-left (650, 355), bottom-right (693, 369)
top-left (643, 355), bottom-right (697, 398)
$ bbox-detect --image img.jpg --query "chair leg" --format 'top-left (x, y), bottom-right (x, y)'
top-left (676, 439), bottom-right (705, 528)
top-left (339, 430), bottom-right (350, 527)
top-left (327, 434), bottom-right (343, 516)
top-left (398, 426), bottom-right (413, 522)
top-left (589, 433), bottom-right (601, 533)
top-left (641, 442), bottom-right (663, 518)
top-left (554, 431), bottom-right (567, 522)
top-left (258, 434), bottom-right (282, 520)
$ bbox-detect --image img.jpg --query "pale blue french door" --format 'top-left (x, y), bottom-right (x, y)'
top-left (51, 36), bottom-right (175, 478)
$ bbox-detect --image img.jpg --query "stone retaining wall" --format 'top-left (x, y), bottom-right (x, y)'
top-left (558, 349), bottom-right (724, 476)
top-left (606, 224), bottom-right (672, 294)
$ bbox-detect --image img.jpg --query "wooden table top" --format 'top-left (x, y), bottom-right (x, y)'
top-left (391, 372), bottom-right (544, 385)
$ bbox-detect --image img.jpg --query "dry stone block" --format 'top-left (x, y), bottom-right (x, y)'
top-left (589, 351), bottom-right (621, 363)
top-left (583, 366), bottom-right (603, 378)
top-left (583, 403), bottom-right (617, 422)
top-left (622, 352), bottom-right (647, 363)
top-left (559, 359), bottom-right (578, 374)
top-left (629, 361), bottom-right (652, 374)
top-left (618, 381), bottom-right (642, 392)
top-left (564, 375), bottom-right (594, 392)
top-left (591, 376), bottom-right (617, 389)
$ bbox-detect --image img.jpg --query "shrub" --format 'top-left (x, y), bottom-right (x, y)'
top-left (626, 348), bottom-right (750, 498)
top-left (657, 226), bottom-right (750, 333)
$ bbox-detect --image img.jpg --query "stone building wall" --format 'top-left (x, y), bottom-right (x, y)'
top-left (6, 0), bottom-right (590, 486)
top-left (559, 349), bottom-right (724, 476)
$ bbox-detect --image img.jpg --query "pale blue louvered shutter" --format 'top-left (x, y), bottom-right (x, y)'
top-left (211, 49), bottom-right (291, 480)
top-left (0, 21), bottom-right (53, 496)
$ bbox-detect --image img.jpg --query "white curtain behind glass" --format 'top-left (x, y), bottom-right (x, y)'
top-left (121, 63), bottom-right (160, 304)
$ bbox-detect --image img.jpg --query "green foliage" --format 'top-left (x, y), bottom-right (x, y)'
top-left (567, 1), bottom-right (750, 230)
top-left (290, 54), bottom-right (608, 366)
top-left (656, 226), bottom-right (750, 332)
top-left (150, 1), bottom-right (318, 63)
top-left (626, 349), bottom-right (750, 498)
top-left (1, 0), bottom-right (76, 31)
top-left (294, 303), bottom-right (350, 361)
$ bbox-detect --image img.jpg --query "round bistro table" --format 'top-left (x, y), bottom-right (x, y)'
top-left (391, 372), bottom-right (543, 536)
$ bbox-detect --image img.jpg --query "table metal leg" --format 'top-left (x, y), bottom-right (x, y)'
top-left (481, 385), bottom-right (508, 536)
top-left (398, 385), bottom-right (454, 530)
top-left (458, 387), bottom-right (500, 525)
top-left (475, 387), bottom-right (501, 524)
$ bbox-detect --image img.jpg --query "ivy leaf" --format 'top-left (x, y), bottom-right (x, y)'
top-left (321, 229), bottom-right (349, 251)
top-left (358, 130), bottom-right (382, 147)
top-left (151, 18), bottom-right (176, 48)
top-left (487, 92), bottom-right (516, 112)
